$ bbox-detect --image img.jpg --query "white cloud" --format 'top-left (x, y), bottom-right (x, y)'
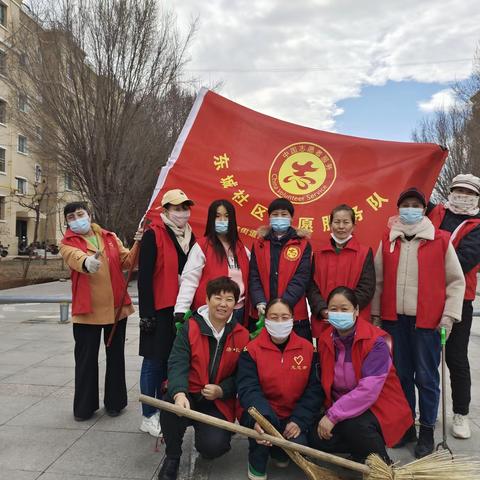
top-left (418, 89), bottom-right (458, 113)
top-left (165, 0), bottom-right (479, 131)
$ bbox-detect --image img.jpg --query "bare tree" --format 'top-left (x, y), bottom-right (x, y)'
top-left (7, 0), bottom-right (196, 242)
top-left (412, 51), bottom-right (480, 202)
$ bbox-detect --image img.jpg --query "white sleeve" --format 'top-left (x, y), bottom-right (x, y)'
top-left (443, 242), bottom-right (466, 321)
top-left (174, 243), bottom-right (206, 314)
top-left (245, 245), bottom-right (251, 260)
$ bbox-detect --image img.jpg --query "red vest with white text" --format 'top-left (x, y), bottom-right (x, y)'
top-left (187, 317), bottom-right (249, 422)
top-left (246, 329), bottom-right (314, 419)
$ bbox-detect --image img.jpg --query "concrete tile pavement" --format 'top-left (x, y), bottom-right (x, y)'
top-left (0, 281), bottom-right (479, 480)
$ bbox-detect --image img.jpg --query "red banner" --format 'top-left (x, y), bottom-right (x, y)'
top-left (147, 89), bottom-right (447, 250)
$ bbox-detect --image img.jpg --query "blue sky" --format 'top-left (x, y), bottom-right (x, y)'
top-left (335, 81), bottom-right (451, 142)
top-left (168, 0), bottom-right (478, 143)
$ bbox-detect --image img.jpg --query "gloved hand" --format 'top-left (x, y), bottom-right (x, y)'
top-left (133, 228), bottom-right (144, 242)
top-left (437, 315), bottom-right (455, 340)
top-left (84, 253), bottom-right (101, 273)
top-left (256, 303), bottom-right (266, 317)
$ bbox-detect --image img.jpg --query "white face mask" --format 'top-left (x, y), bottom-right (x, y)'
top-left (168, 209), bottom-right (191, 228)
top-left (448, 192), bottom-right (479, 214)
top-left (330, 233), bottom-right (352, 245)
top-left (265, 318), bottom-right (293, 341)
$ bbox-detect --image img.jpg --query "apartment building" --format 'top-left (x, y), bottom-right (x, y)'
top-left (0, 0), bottom-right (79, 254)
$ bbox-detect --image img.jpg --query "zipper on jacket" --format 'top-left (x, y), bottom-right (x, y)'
top-left (210, 339), bottom-right (221, 378)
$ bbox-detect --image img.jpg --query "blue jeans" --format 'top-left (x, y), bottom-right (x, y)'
top-left (232, 307), bottom-right (245, 324)
top-left (140, 357), bottom-right (168, 417)
top-left (382, 315), bottom-right (441, 427)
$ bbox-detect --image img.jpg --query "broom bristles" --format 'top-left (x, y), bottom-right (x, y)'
top-left (366, 450), bottom-right (480, 479)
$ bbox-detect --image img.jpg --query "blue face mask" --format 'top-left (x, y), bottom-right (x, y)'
top-left (68, 216), bottom-right (91, 235)
top-left (399, 207), bottom-right (424, 225)
top-left (270, 217), bottom-right (291, 232)
top-left (215, 220), bottom-right (229, 234)
top-left (328, 311), bottom-right (356, 331)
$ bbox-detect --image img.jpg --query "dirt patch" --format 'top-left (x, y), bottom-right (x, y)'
top-left (0, 258), bottom-right (70, 290)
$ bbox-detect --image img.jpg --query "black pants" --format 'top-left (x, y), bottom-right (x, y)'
top-left (309, 410), bottom-right (389, 464)
top-left (160, 396), bottom-right (232, 460)
top-left (241, 411), bottom-right (308, 473)
top-left (446, 300), bottom-right (473, 415)
top-left (73, 318), bottom-right (127, 418)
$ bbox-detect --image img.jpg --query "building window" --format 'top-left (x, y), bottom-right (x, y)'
top-left (64, 172), bottom-right (73, 191)
top-left (18, 135), bottom-right (28, 154)
top-left (0, 99), bottom-right (6, 124)
top-left (16, 177), bottom-right (27, 195)
top-left (0, 147), bottom-right (5, 173)
top-left (18, 94), bottom-right (28, 112)
top-left (0, 196), bottom-right (5, 220)
top-left (34, 164), bottom-right (42, 184)
top-left (0, 3), bottom-right (6, 28)
top-left (0, 50), bottom-right (6, 76)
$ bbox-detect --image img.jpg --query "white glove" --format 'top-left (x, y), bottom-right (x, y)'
top-left (133, 228), bottom-right (143, 242)
top-left (84, 253), bottom-right (101, 273)
top-left (256, 303), bottom-right (266, 316)
top-left (437, 315), bottom-right (455, 340)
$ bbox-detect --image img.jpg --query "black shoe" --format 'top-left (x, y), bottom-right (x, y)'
top-left (158, 457), bottom-right (180, 480)
top-left (393, 425), bottom-right (417, 448)
top-left (414, 425), bottom-right (434, 458)
top-left (105, 408), bottom-right (121, 417)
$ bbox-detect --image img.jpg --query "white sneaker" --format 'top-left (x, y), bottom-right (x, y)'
top-left (140, 412), bottom-right (161, 437)
top-left (451, 413), bottom-right (471, 439)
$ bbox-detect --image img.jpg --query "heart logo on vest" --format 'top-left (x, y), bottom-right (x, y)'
top-left (293, 355), bottom-right (304, 366)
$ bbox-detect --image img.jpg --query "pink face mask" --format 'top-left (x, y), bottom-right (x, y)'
top-left (168, 210), bottom-right (191, 228)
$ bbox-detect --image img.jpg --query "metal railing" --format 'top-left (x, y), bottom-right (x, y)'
top-left (0, 293), bottom-right (479, 323)
top-left (0, 295), bottom-right (139, 322)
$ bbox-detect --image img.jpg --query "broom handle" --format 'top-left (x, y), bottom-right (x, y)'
top-left (106, 238), bottom-right (140, 348)
top-left (140, 395), bottom-right (370, 475)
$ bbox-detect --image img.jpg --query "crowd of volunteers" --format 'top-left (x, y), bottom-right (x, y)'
top-left (59, 173), bottom-right (480, 480)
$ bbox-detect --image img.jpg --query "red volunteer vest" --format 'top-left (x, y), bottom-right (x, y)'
top-left (429, 204), bottom-right (480, 301)
top-left (312, 236), bottom-right (371, 337)
top-left (246, 329), bottom-right (314, 419)
top-left (380, 229), bottom-right (450, 329)
top-left (253, 235), bottom-right (309, 320)
top-left (150, 222), bottom-right (180, 310)
top-left (187, 317), bottom-right (250, 422)
top-left (62, 227), bottom-right (131, 316)
top-left (192, 237), bottom-right (250, 315)
top-left (318, 320), bottom-right (412, 447)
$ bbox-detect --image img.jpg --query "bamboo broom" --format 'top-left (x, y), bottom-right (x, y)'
top-left (141, 395), bottom-right (480, 480)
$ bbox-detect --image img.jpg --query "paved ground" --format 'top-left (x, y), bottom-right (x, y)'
top-left (0, 281), bottom-right (479, 480)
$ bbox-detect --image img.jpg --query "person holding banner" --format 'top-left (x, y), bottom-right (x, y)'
top-left (427, 174), bottom-right (480, 439)
top-left (60, 202), bottom-right (140, 421)
top-left (371, 187), bottom-right (465, 458)
top-left (174, 199), bottom-right (250, 325)
top-left (237, 298), bottom-right (323, 480)
top-left (249, 198), bottom-right (312, 341)
top-left (158, 277), bottom-right (249, 480)
top-left (307, 204), bottom-right (375, 339)
top-left (311, 286), bottom-right (412, 464)
top-left (137, 189), bottom-right (195, 437)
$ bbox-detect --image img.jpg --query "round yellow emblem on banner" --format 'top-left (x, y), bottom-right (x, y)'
top-left (269, 142), bottom-right (336, 204)
top-left (284, 246), bottom-right (300, 261)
